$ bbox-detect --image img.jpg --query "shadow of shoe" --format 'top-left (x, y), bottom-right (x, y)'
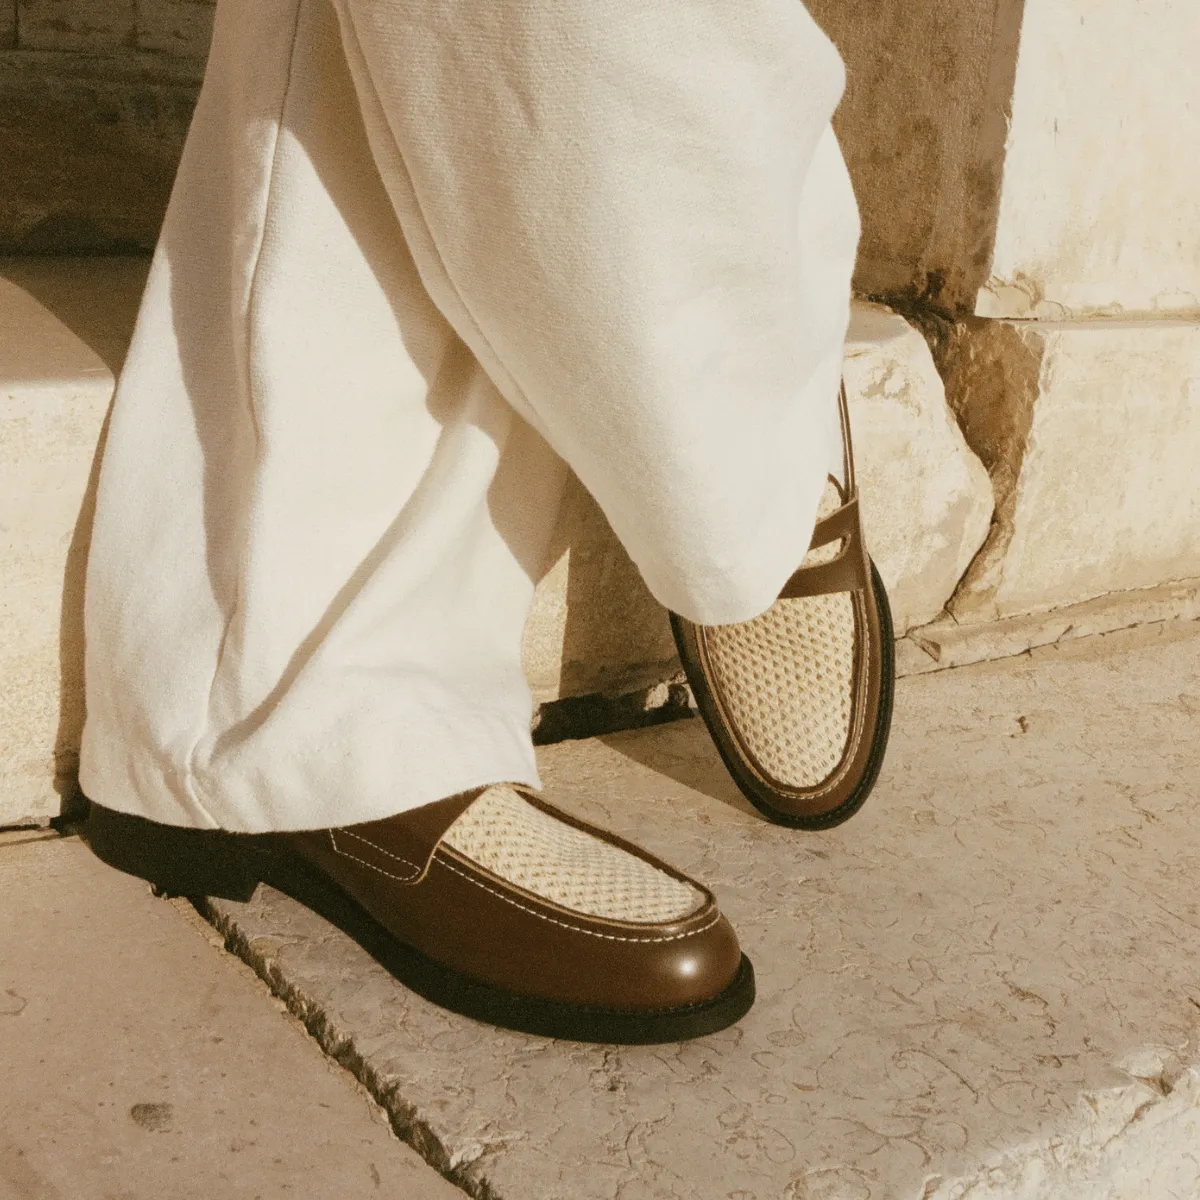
top-left (596, 721), bottom-right (760, 821)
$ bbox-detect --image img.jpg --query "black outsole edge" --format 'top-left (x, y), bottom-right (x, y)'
top-left (671, 558), bottom-right (896, 832)
top-left (82, 803), bottom-right (757, 1045)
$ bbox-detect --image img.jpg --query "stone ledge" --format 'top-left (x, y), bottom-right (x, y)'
top-left (0, 258), bottom-right (149, 827)
top-left (898, 576), bottom-right (1200, 677)
top-left (5, 257), bottom-right (1190, 825)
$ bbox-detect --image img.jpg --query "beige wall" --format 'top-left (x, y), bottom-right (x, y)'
top-left (980, 0), bottom-right (1200, 319)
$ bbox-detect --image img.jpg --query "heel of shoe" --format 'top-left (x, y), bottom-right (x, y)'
top-left (84, 801), bottom-right (264, 902)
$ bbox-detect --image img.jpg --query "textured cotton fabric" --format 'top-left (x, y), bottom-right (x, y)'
top-left (79, 0), bottom-right (860, 832)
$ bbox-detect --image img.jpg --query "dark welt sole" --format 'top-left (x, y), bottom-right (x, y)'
top-left (84, 802), bottom-right (756, 1045)
top-left (671, 558), bottom-right (895, 831)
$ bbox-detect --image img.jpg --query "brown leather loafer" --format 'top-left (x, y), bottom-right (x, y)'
top-left (670, 384), bottom-right (895, 830)
top-left (86, 786), bottom-right (754, 1044)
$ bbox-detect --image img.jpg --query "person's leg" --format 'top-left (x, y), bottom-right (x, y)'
top-left (330, 0), bottom-right (860, 625)
top-left (320, 0), bottom-right (888, 839)
top-left (79, 0), bottom-right (858, 1040)
top-left (80, 0), bottom-right (569, 832)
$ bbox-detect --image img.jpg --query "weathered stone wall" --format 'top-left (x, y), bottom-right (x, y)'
top-left (2, 0), bottom-right (1023, 305)
top-left (12, 0), bottom-right (215, 55)
top-left (807, 0), bottom-right (1024, 315)
top-left (0, 1), bottom-right (211, 252)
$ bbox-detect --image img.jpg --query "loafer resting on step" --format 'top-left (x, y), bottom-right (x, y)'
top-left (86, 785), bottom-right (754, 1044)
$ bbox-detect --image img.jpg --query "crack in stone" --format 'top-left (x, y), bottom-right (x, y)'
top-left (195, 897), bottom-right (484, 1199)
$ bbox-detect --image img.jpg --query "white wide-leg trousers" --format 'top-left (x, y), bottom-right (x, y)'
top-left (79, 0), bottom-right (860, 832)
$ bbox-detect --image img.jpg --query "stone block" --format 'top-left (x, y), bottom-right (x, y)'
top-left (978, 0), bottom-right (1200, 319)
top-left (938, 316), bottom-right (1200, 622)
top-left (0, 51), bottom-right (202, 253)
top-left (844, 302), bottom-right (993, 634)
top-left (807, 1), bottom-right (1200, 319)
top-left (16, 0), bottom-right (135, 51)
top-left (135, 0), bottom-right (215, 58)
top-left (0, 258), bottom-right (147, 826)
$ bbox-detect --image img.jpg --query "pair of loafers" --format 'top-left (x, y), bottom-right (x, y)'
top-left (87, 387), bottom-right (893, 1044)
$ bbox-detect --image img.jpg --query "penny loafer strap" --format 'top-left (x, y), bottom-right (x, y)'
top-left (779, 495), bottom-right (870, 599)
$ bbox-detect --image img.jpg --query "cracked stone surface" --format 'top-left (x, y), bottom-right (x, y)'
top-left (206, 618), bottom-right (1200, 1199)
top-left (0, 831), bottom-right (464, 1199)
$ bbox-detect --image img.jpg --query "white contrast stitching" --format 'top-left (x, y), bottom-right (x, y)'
top-left (432, 853), bottom-right (718, 944)
top-left (339, 829), bottom-right (423, 873)
top-left (329, 830), bottom-right (421, 882)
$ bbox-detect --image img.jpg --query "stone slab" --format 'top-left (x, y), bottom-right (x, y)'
top-left (977, 0), bottom-right (1200, 320)
top-left (938, 316), bottom-right (1200, 623)
top-left (0, 830), bottom-right (465, 1199)
top-left (900, 576), bottom-right (1200, 678)
top-left (206, 619), bottom-right (1200, 1199)
top-left (0, 258), bottom-right (148, 827)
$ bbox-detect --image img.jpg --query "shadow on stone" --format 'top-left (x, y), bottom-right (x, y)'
top-left (597, 721), bottom-right (758, 819)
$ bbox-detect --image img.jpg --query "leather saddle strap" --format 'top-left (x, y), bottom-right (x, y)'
top-left (779, 496), bottom-right (869, 598)
top-left (777, 383), bottom-right (868, 600)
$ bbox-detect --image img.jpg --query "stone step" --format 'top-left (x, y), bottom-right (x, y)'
top-left (1, 257), bottom-right (148, 826)
top-left (1, 257), bottom-right (992, 826)
top-left (202, 618), bottom-right (1200, 1200)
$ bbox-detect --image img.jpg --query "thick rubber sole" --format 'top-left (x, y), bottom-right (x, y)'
top-left (671, 558), bottom-right (896, 832)
top-left (84, 803), bottom-right (756, 1045)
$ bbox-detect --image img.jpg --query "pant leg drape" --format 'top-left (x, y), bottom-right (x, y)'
top-left (79, 0), bottom-right (859, 833)
top-left (332, 0), bottom-right (860, 622)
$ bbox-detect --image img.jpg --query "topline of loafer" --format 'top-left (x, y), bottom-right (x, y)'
top-left (670, 383), bottom-right (895, 830)
top-left (86, 785), bottom-right (754, 1044)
